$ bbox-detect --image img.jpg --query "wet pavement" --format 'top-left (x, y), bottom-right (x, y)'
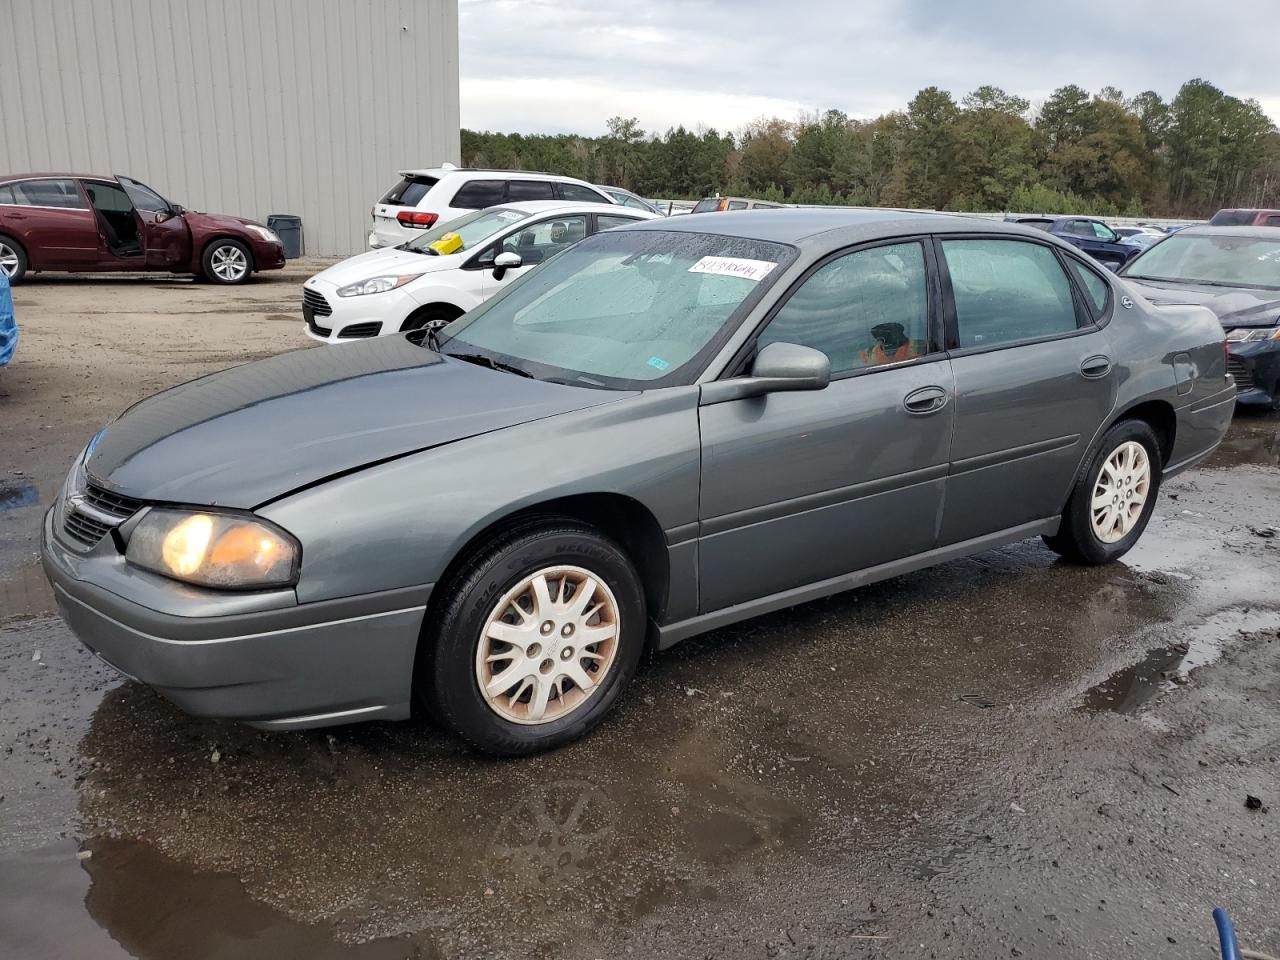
top-left (2, 278), bottom-right (1279, 958)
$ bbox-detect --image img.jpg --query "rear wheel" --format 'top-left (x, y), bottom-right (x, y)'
top-left (422, 520), bottom-right (646, 755)
top-left (0, 235), bottom-right (28, 283)
top-left (202, 239), bottom-right (252, 284)
top-left (1043, 419), bottom-right (1162, 565)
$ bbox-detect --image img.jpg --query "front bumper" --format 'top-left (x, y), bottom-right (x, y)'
top-left (41, 507), bottom-right (429, 729)
top-left (1227, 340), bottom-right (1280, 407)
top-left (302, 282), bottom-right (412, 343)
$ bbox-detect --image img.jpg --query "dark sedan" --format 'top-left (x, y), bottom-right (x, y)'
top-left (1120, 226), bottom-right (1280, 409)
top-left (42, 210), bottom-right (1234, 755)
top-left (1007, 215), bottom-right (1138, 269)
top-left (0, 173), bottom-right (286, 284)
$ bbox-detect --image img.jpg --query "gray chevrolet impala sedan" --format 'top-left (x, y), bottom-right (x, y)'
top-left (42, 210), bottom-right (1236, 754)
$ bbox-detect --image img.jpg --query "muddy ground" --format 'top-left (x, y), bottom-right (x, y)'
top-left (0, 269), bottom-right (1278, 960)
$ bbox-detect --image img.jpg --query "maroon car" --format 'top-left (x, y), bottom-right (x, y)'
top-left (0, 173), bottom-right (285, 284)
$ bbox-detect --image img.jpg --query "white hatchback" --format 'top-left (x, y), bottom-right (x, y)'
top-left (305, 202), bottom-right (657, 343)
top-left (368, 166), bottom-right (616, 250)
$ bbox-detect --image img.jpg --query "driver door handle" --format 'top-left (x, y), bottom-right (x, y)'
top-left (903, 385), bottom-right (950, 415)
top-left (1080, 355), bottom-right (1113, 379)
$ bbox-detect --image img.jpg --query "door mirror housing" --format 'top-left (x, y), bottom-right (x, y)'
top-left (700, 342), bottom-right (831, 405)
top-left (170, 204), bottom-right (185, 216)
top-left (493, 250), bottom-right (522, 280)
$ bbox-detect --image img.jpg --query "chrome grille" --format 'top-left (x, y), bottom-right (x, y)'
top-left (63, 510), bottom-right (113, 547)
top-left (61, 481), bottom-right (144, 548)
top-left (1227, 355), bottom-right (1254, 392)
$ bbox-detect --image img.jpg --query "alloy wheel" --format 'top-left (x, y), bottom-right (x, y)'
top-left (0, 242), bottom-right (19, 278)
top-left (475, 565), bottom-right (620, 725)
top-left (1091, 440), bottom-right (1151, 543)
top-left (210, 244), bottom-right (248, 282)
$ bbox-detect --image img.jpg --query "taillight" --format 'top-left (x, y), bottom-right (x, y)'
top-left (396, 211), bottom-right (439, 228)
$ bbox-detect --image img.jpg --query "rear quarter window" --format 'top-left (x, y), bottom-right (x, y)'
top-left (380, 175), bottom-right (438, 206)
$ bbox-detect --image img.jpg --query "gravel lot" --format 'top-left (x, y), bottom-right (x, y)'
top-left (1, 269), bottom-right (1278, 959)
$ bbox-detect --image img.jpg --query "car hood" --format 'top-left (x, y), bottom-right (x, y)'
top-left (1123, 277), bottom-right (1280, 327)
top-left (308, 248), bottom-right (451, 288)
top-left (184, 211), bottom-right (265, 233)
top-left (86, 336), bottom-right (622, 508)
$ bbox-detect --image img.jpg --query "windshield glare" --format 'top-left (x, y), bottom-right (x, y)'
top-left (1126, 234), bottom-right (1280, 289)
top-left (403, 207), bottom-right (528, 255)
top-left (438, 230), bottom-right (793, 388)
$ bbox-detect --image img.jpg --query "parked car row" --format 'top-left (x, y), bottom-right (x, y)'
top-left (43, 208), bottom-right (1239, 754)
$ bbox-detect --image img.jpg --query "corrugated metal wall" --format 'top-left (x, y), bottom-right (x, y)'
top-left (0, 0), bottom-right (460, 255)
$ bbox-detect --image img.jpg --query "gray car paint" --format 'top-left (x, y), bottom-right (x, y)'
top-left (43, 208), bottom-right (1236, 730)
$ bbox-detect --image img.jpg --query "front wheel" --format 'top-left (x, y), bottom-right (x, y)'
top-left (1043, 419), bottom-right (1163, 565)
top-left (202, 239), bottom-right (253, 284)
top-left (423, 520), bottom-right (647, 755)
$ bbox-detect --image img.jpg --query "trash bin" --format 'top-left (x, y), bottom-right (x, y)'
top-left (267, 215), bottom-right (303, 259)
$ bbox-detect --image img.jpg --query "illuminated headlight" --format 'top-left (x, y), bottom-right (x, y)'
top-left (245, 225), bottom-right (280, 244)
top-left (125, 509), bottom-right (299, 589)
top-left (1226, 326), bottom-right (1280, 342)
top-left (337, 274), bottom-right (421, 297)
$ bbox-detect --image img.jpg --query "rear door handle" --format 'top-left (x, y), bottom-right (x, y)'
top-left (903, 385), bottom-right (949, 415)
top-left (1080, 355), bottom-right (1113, 379)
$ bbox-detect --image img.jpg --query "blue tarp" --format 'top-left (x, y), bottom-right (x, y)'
top-left (0, 271), bottom-right (15, 367)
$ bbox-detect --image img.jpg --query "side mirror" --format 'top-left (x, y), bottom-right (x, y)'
top-left (699, 342), bottom-right (831, 405)
top-left (492, 250), bottom-right (521, 280)
top-left (170, 204), bottom-right (185, 216)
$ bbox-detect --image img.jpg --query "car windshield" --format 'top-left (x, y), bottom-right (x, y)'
top-left (435, 229), bottom-right (794, 389)
top-left (692, 199), bottom-right (723, 214)
top-left (1124, 234), bottom-right (1280, 290)
top-left (401, 207), bottom-right (529, 255)
top-left (1208, 210), bottom-right (1256, 226)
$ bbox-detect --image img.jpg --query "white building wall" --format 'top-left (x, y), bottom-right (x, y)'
top-left (0, 0), bottom-right (460, 255)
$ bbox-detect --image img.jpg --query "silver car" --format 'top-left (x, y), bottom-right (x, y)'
top-left (42, 210), bottom-right (1235, 754)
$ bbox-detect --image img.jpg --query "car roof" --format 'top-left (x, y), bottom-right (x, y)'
top-left (494, 200), bottom-right (656, 217)
top-left (626, 207), bottom-right (1050, 247)
top-left (396, 168), bottom-right (596, 184)
top-left (1169, 225), bottom-right (1280, 239)
top-left (0, 172), bottom-right (108, 183)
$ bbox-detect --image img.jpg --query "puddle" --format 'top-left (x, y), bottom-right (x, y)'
top-left (0, 841), bottom-right (430, 960)
top-left (0, 480), bottom-right (38, 511)
top-left (1082, 606), bottom-right (1280, 714)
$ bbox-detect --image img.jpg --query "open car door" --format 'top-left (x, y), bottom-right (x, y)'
top-left (115, 175), bottom-right (191, 268)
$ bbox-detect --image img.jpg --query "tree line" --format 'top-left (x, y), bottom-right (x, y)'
top-left (461, 79), bottom-right (1280, 217)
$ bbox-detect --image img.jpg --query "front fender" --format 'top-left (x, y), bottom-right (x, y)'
top-left (407, 282), bottom-right (481, 312)
top-left (257, 387), bottom-right (702, 604)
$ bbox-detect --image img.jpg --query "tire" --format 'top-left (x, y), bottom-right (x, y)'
top-left (0, 235), bottom-right (28, 283)
top-left (422, 519), bottom-right (647, 756)
top-left (1043, 419), bottom-right (1163, 565)
top-left (201, 239), bottom-right (253, 284)
top-left (400, 307), bottom-right (459, 335)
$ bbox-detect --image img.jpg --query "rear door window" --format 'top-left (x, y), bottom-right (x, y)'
top-left (451, 180), bottom-right (506, 210)
top-left (558, 183), bottom-right (608, 203)
top-left (1266, 216), bottom-right (1280, 227)
top-left (595, 214), bottom-right (643, 231)
top-left (1065, 258), bottom-right (1111, 318)
top-left (727, 200), bottom-right (749, 210)
top-left (380, 175), bottom-right (438, 206)
top-left (9, 179), bottom-right (86, 209)
top-left (942, 239), bottom-right (1080, 349)
top-left (506, 180), bottom-right (555, 201)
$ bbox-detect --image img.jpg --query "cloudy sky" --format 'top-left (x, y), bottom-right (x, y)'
top-left (458, 0), bottom-right (1280, 135)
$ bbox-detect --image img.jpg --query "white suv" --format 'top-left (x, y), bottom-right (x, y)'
top-left (308, 201), bottom-right (657, 343)
top-left (368, 165), bottom-right (616, 249)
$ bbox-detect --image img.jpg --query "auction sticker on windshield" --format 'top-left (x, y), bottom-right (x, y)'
top-left (688, 256), bottom-right (777, 282)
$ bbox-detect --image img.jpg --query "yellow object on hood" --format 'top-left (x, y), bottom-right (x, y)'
top-left (428, 232), bottom-right (464, 255)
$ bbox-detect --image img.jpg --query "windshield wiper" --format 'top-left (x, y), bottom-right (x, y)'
top-left (446, 352), bottom-right (534, 378)
top-left (1127, 274), bottom-right (1258, 288)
